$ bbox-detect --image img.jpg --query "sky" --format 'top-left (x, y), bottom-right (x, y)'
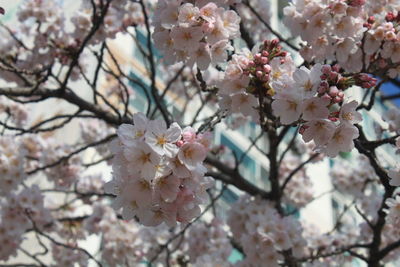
top-left (380, 80), bottom-right (400, 107)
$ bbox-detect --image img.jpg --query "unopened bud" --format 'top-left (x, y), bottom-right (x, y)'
top-left (329, 86), bottom-right (339, 97)
top-left (261, 57), bottom-right (269, 64)
top-left (321, 65), bottom-right (331, 74)
top-left (263, 64), bottom-right (271, 73)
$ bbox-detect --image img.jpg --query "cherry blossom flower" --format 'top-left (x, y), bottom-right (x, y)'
top-left (293, 64), bottom-right (322, 97)
top-left (301, 97), bottom-right (330, 121)
top-left (178, 142), bottom-right (207, 170)
top-left (145, 120), bottom-right (182, 157)
top-left (170, 26), bottom-right (204, 52)
top-left (271, 94), bottom-right (303, 125)
top-left (123, 142), bottom-right (161, 179)
top-left (325, 124), bottom-right (359, 157)
top-left (339, 100), bottom-right (362, 124)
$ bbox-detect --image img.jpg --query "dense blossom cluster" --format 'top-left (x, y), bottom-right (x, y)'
top-left (284, 0), bottom-right (400, 77)
top-left (41, 141), bottom-right (82, 189)
top-left (152, 0), bottom-right (240, 69)
top-left (105, 113), bottom-right (214, 226)
top-left (0, 0), bottom-right (399, 265)
top-left (358, 191), bottom-right (400, 263)
top-left (219, 39), bottom-right (376, 157)
top-left (51, 244), bottom-right (88, 267)
top-left (0, 137), bottom-right (26, 195)
top-left (330, 155), bottom-right (378, 196)
top-left (0, 186), bottom-right (52, 261)
top-left (84, 204), bottom-right (145, 265)
top-left (0, 0), bottom-right (144, 84)
top-left (0, 97), bottom-right (28, 127)
top-left (186, 218), bottom-right (232, 265)
top-left (228, 196), bottom-right (307, 266)
top-left (302, 221), bottom-right (359, 266)
top-left (80, 119), bottom-right (115, 158)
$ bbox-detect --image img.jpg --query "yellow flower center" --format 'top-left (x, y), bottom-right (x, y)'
top-left (156, 136), bottom-right (167, 146)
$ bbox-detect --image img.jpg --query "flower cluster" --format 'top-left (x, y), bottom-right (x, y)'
top-left (0, 186), bottom-right (52, 261)
top-left (228, 195), bottom-right (307, 266)
top-left (0, 97), bottom-right (28, 127)
top-left (363, 10), bottom-right (400, 78)
top-left (284, 0), bottom-right (366, 71)
top-left (302, 221), bottom-right (359, 266)
top-left (218, 47), bottom-right (258, 120)
top-left (72, 0), bottom-right (144, 44)
top-left (236, 0), bottom-right (271, 43)
top-left (358, 192), bottom-right (400, 263)
top-left (84, 204), bottom-right (145, 266)
top-left (51, 243), bottom-right (88, 267)
top-left (284, 0), bottom-right (400, 77)
top-left (279, 63), bottom-right (371, 157)
top-left (0, 137), bottom-right (27, 196)
top-left (219, 39), bottom-right (375, 157)
top-left (218, 49), bottom-right (259, 121)
top-left (41, 141), bottom-right (82, 189)
top-left (105, 113), bottom-right (214, 226)
top-left (330, 155), bottom-right (378, 196)
top-left (185, 218), bottom-right (232, 264)
top-left (152, 0), bottom-right (240, 69)
top-left (80, 119), bottom-right (115, 158)
top-left (0, 0), bottom-right (143, 85)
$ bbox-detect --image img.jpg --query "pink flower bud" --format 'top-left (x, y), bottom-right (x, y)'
top-left (279, 51), bottom-right (287, 57)
top-left (329, 86), bottom-right (339, 97)
top-left (333, 96), bottom-right (342, 103)
top-left (256, 71), bottom-right (263, 78)
top-left (263, 64), bottom-right (271, 73)
top-left (332, 64), bottom-right (341, 72)
top-left (348, 0), bottom-right (365, 7)
top-left (368, 16), bottom-right (375, 24)
top-left (329, 72), bottom-right (338, 81)
top-left (321, 65), bottom-right (331, 74)
top-left (262, 51), bottom-right (269, 57)
top-left (261, 57), bottom-right (269, 64)
top-left (386, 12), bottom-right (395, 22)
top-left (318, 86), bottom-right (327, 94)
top-left (271, 39), bottom-right (279, 46)
top-left (322, 93), bottom-right (332, 101)
top-left (329, 117), bottom-right (339, 122)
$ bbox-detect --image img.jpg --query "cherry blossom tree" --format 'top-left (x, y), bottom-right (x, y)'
top-left (0, 0), bottom-right (399, 266)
